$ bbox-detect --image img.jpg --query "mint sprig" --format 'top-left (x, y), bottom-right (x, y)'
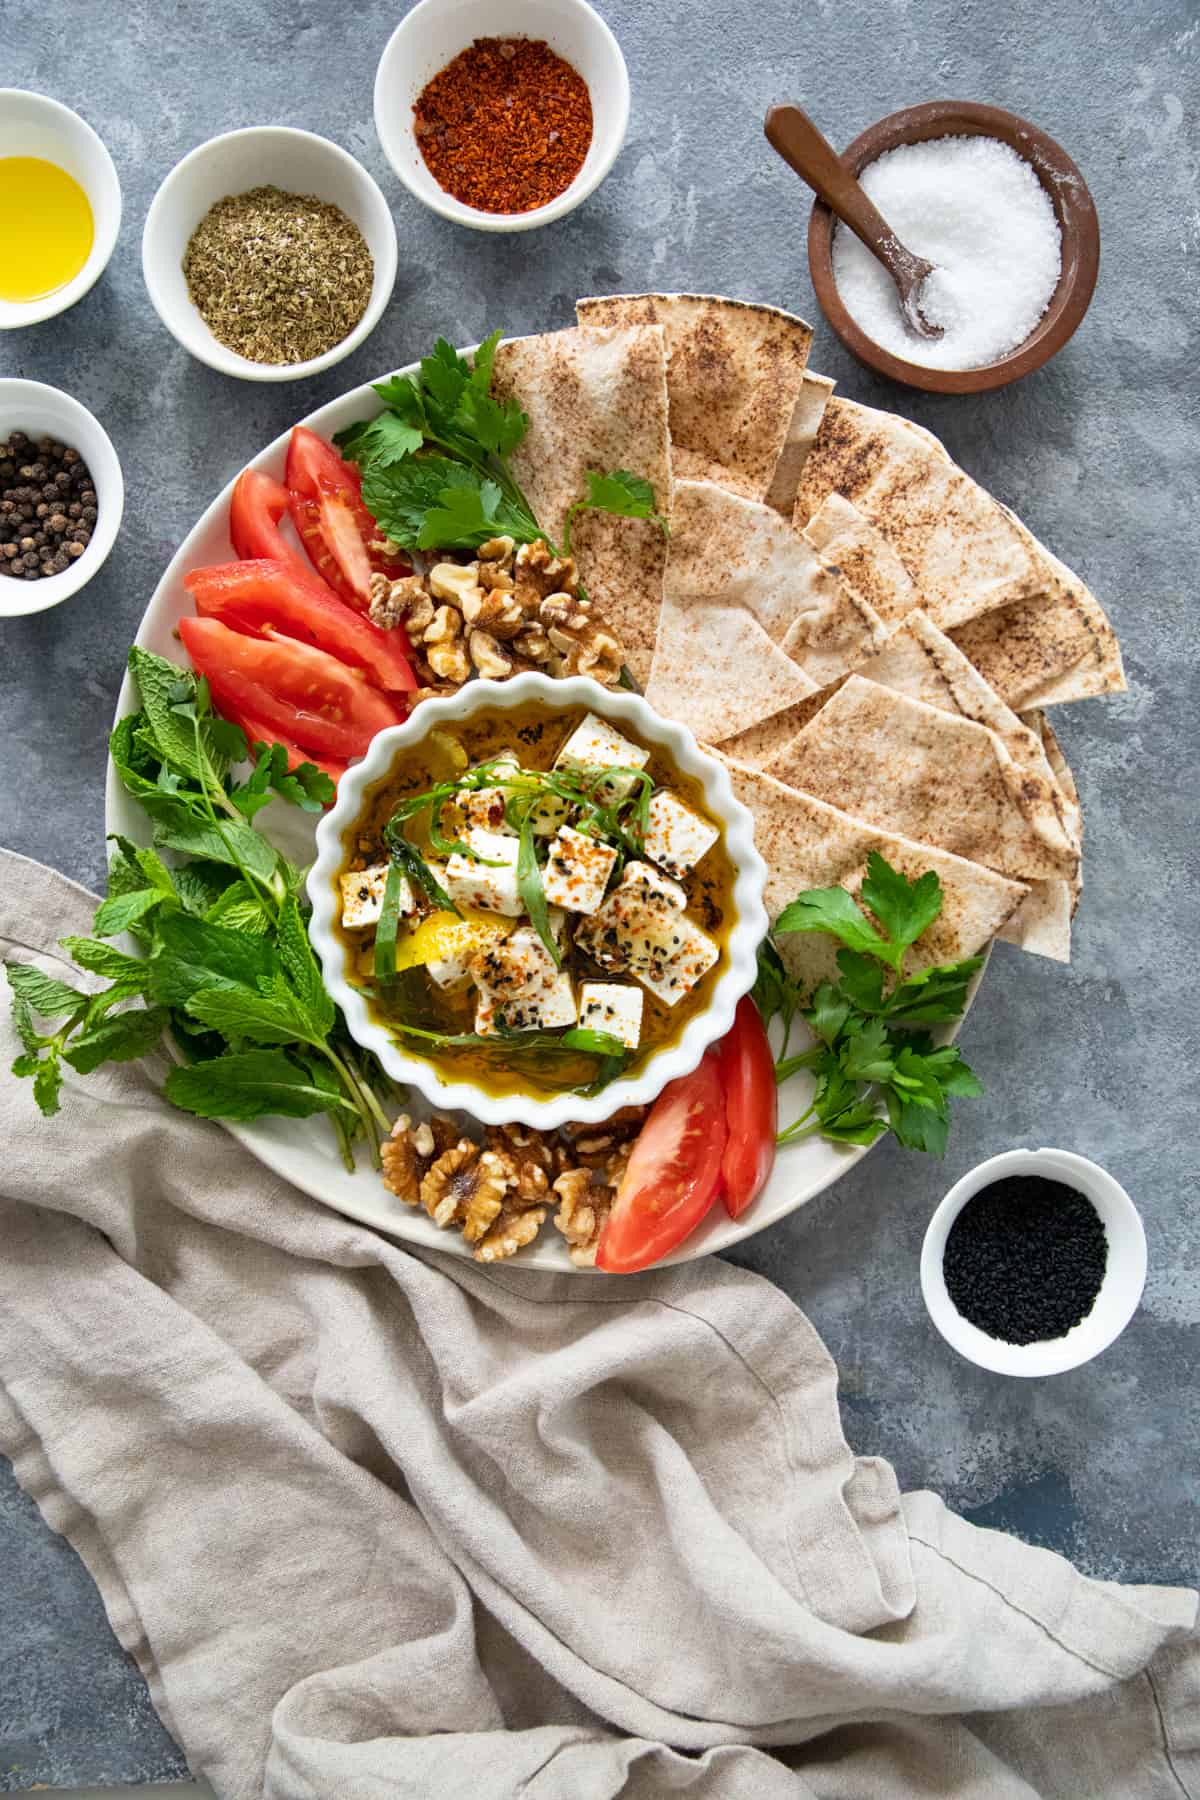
top-left (6, 651), bottom-right (392, 1169)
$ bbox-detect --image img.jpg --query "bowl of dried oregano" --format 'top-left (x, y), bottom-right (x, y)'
top-left (142, 126), bottom-right (398, 383)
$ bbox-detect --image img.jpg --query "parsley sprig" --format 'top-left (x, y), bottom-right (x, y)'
top-left (757, 854), bottom-right (984, 1158)
top-left (335, 330), bottom-right (669, 563)
top-left (6, 649), bottom-right (396, 1167)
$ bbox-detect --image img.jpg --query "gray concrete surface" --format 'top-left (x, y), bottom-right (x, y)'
top-left (2, 0), bottom-right (1198, 1787)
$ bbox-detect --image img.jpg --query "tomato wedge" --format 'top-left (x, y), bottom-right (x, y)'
top-left (229, 469), bottom-right (323, 587)
top-left (716, 996), bottom-right (778, 1219)
top-left (596, 1057), bottom-right (727, 1274)
top-left (185, 561), bottom-right (416, 694)
top-left (285, 427), bottom-right (409, 611)
top-left (178, 616), bottom-right (402, 760)
top-left (214, 696), bottom-right (347, 790)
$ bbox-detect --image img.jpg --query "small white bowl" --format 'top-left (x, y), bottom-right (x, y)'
top-left (142, 127), bottom-right (398, 382)
top-left (0, 379), bottom-right (124, 619)
top-left (308, 673), bottom-right (768, 1129)
top-left (0, 90), bottom-right (122, 329)
top-left (920, 1148), bottom-right (1146, 1377)
top-left (374, 0), bottom-right (630, 233)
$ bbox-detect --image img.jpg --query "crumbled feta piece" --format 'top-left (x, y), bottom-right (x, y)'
top-left (444, 830), bottom-right (523, 916)
top-left (579, 982), bottom-right (643, 1050)
top-left (554, 711), bottom-right (650, 801)
top-left (460, 753), bottom-right (520, 836)
top-left (339, 862), bottom-right (413, 929)
top-left (476, 971), bottom-right (578, 1036)
top-left (574, 890), bottom-right (718, 1007)
top-left (541, 825), bottom-right (618, 916)
top-left (426, 950), bottom-right (475, 991)
top-left (470, 925), bottom-right (559, 1002)
top-left (641, 791), bottom-right (719, 878)
top-left (616, 860), bottom-right (687, 912)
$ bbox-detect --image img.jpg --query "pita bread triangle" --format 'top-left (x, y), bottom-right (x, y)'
top-left (764, 674), bottom-right (1079, 884)
top-left (576, 293), bottom-right (813, 504)
top-left (794, 397), bottom-right (1042, 629)
top-left (491, 323), bottom-right (673, 686)
top-left (713, 751), bottom-right (1027, 991)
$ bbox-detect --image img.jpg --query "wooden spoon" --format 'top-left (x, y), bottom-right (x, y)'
top-left (764, 103), bottom-right (944, 340)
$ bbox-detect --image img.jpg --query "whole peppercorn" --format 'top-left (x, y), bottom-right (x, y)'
top-left (48, 512), bottom-right (68, 533)
top-left (65, 540), bottom-right (85, 559)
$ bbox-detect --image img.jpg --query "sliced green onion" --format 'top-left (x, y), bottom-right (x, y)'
top-left (517, 809), bottom-right (561, 967)
top-left (373, 862), bottom-right (409, 980)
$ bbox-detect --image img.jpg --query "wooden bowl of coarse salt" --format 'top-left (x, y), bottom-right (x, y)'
top-left (806, 100), bottom-right (1100, 395)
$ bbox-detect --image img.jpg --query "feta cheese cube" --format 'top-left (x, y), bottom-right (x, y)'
top-left (444, 830), bottom-right (523, 916)
top-left (460, 753), bottom-right (520, 836)
top-left (575, 889), bottom-right (718, 1008)
top-left (541, 825), bottom-right (618, 916)
top-left (579, 982), bottom-right (643, 1050)
top-left (616, 860), bottom-right (687, 912)
top-left (636, 918), bottom-right (719, 1006)
top-left (641, 791), bottom-right (719, 878)
top-left (339, 863), bottom-right (413, 929)
top-left (554, 712), bottom-right (649, 801)
top-left (470, 925), bottom-right (559, 1002)
top-left (475, 971), bottom-right (578, 1036)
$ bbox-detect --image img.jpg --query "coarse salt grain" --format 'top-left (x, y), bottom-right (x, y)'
top-left (832, 136), bottom-right (1062, 370)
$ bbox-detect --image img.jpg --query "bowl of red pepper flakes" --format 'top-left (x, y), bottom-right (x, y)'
top-left (374, 0), bottom-right (630, 232)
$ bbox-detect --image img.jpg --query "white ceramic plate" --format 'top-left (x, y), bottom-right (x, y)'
top-left (107, 362), bottom-right (939, 1269)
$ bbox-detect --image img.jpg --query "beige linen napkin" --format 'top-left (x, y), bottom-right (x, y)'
top-left (1, 847), bottom-right (1197, 1800)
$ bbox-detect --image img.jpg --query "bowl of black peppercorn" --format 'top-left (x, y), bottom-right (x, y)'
top-left (920, 1148), bottom-right (1146, 1376)
top-left (0, 379), bottom-right (123, 620)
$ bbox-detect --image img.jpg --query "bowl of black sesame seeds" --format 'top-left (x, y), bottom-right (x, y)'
top-left (920, 1148), bottom-right (1146, 1377)
top-left (0, 378), bottom-right (123, 619)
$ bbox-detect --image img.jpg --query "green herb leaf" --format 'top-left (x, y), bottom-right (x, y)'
top-left (275, 895), bottom-right (335, 1036)
top-left (563, 469), bottom-right (669, 553)
top-left (148, 912), bottom-right (278, 1007)
top-left (334, 410), bottom-right (425, 470)
top-left (127, 648), bottom-right (229, 784)
top-left (385, 833), bottom-right (458, 915)
top-left (153, 816), bottom-right (283, 885)
top-left (170, 863), bottom-right (238, 917)
top-left (417, 473), bottom-right (540, 552)
top-left (517, 811), bottom-right (561, 967)
top-left (833, 949), bottom-right (887, 1014)
top-left (230, 741), bottom-right (335, 818)
top-left (92, 886), bottom-right (165, 938)
top-left (859, 854), bottom-right (944, 964)
top-left (4, 962), bottom-right (86, 1018)
top-left (886, 1089), bottom-right (949, 1157)
top-left (775, 886), bottom-right (893, 963)
top-left (62, 1005), bottom-right (169, 1074)
top-left (9, 988), bottom-right (40, 1054)
top-left (204, 881), bottom-right (273, 935)
top-left (32, 1054), bottom-right (63, 1117)
top-left (839, 1015), bottom-right (895, 1083)
top-left (184, 980), bottom-right (320, 1048)
top-left (59, 937), bottom-right (150, 989)
top-left (164, 1050), bottom-right (357, 1122)
top-left (560, 1027), bottom-right (627, 1057)
top-left (372, 861), bottom-right (409, 983)
top-left (883, 957), bottom-right (983, 1024)
top-left (806, 983), bottom-right (852, 1047)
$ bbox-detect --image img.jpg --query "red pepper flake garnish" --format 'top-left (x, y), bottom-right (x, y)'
top-left (413, 36), bottom-right (593, 214)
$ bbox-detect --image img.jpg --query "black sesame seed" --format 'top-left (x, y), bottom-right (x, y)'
top-left (943, 1175), bottom-right (1108, 1345)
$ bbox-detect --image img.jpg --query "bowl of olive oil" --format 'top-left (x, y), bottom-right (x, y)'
top-left (0, 90), bottom-right (121, 329)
